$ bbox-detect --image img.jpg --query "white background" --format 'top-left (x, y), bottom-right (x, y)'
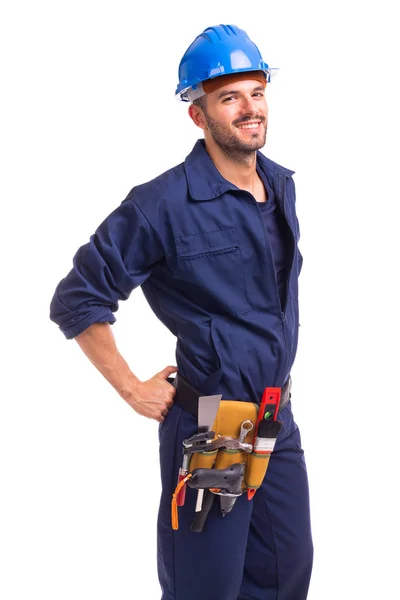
top-left (1, 1), bottom-right (399, 598)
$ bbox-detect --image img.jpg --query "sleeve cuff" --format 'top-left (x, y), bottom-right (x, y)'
top-left (60, 307), bottom-right (117, 340)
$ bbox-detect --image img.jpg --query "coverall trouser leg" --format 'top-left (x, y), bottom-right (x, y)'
top-left (157, 400), bottom-right (313, 600)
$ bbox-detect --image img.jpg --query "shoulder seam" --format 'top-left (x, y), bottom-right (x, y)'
top-left (126, 198), bottom-right (165, 252)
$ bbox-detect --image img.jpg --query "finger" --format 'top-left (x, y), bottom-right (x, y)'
top-left (158, 365), bottom-right (178, 379)
top-left (166, 392), bottom-right (176, 406)
top-left (167, 386), bottom-right (177, 401)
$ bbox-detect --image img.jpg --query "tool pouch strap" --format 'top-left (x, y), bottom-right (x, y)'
top-left (188, 401), bottom-right (271, 490)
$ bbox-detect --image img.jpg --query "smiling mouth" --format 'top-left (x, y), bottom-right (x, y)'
top-left (236, 121), bottom-right (262, 130)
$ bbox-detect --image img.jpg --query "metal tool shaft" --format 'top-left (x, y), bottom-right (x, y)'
top-left (201, 436), bottom-right (252, 453)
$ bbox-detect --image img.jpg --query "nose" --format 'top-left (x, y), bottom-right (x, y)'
top-left (239, 94), bottom-right (262, 116)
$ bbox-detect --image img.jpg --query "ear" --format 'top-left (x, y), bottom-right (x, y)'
top-left (188, 104), bottom-right (207, 131)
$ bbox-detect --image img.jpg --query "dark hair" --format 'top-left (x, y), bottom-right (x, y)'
top-left (192, 96), bottom-right (207, 112)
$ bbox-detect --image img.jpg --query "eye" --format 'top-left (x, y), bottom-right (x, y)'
top-left (222, 96), bottom-right (235, 103)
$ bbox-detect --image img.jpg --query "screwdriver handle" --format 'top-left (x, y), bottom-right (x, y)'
top-left (176, 469), bottom-right (188, 506)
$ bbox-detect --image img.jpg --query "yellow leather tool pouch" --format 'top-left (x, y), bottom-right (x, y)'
top-left (244, 453), bottom-right (271, 489)
top-left (188, 400), bottom-right (273, 490)
top-left (211, 401), bottom-right (258, 438)
top-left (214, 449), bottom-right (244, 470)
top-left (189, 449), bottom-right (218, 470)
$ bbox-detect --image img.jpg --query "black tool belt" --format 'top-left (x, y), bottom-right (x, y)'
top-left (169, 372), bottom-right (292, 418)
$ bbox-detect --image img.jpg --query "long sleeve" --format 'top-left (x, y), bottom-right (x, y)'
top-left (50, 197), bottom-right (164, 339)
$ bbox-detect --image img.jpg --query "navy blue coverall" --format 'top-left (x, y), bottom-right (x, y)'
top-left (50, 139), bottom-right (313, 600)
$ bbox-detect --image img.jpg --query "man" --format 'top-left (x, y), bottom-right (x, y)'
top-left (50, 24), bottom-right (313, 600)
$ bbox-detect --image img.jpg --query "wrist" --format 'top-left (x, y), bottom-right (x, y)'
top-left (118, 371), bottom-right (141, 402)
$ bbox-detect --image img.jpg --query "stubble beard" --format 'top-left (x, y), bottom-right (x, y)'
top-left (204, 113), bottom-right (267, 164)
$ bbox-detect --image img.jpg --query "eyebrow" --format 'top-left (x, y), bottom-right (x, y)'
top-left (217, 85), bottom-right (265, 99)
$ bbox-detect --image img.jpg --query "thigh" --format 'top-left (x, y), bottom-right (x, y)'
top-left (157, 404), bottom-right (253, 600)
top-left (239, 403), bottom-right (313, 600)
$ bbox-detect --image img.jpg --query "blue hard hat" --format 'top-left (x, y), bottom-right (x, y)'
top-left (176, 24), bottom-right (274, 102)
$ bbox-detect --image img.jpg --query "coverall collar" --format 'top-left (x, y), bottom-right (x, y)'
top-left (184, 139), bottom-right (295, 201)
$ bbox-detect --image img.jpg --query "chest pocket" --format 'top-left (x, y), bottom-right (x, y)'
top-left (174, 227), bottom-right (250, 316)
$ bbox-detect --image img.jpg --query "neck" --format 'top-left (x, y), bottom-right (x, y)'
top-left (204, 136), bottom-right (259, 191)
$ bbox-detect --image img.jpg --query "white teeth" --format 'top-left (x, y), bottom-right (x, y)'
top-left (238, 123), bottom-right (259, 129)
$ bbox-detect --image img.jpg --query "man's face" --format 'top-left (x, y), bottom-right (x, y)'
top-left (199, 79), bottom-right (268, 156)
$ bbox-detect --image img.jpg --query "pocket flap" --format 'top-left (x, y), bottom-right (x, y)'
top-left (175, 227), bottom-right (238, 258)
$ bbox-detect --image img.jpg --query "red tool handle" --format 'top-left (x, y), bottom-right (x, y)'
top-left (254, 386), bottom-right (281, 436)
top-left (248, 386), bottom-right (281, 501)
